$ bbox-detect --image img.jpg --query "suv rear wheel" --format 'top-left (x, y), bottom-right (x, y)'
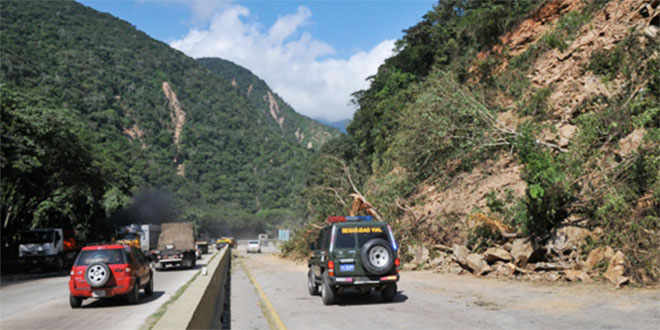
top-left (127, 280), bottom-right (140, 304)
top-left (307, 269), bottom-right (319, 296)
top-left (360, 238), bottom-right (394, 276)
top-left (321, 272), bottom-right (336, 305)
top-left (69, 295), bottom-right (83, 308)
top-left (381, 283), bottom-right (397, 302)
top-left (145, 272), bottom-right (154, 296)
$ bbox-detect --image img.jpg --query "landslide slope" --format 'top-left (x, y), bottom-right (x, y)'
top-left (0, 0), bottom-right (329, 234)
top-left (291, 0), bottom-right (659, 284)
top-left (198, 58), bottom-right (341, 150)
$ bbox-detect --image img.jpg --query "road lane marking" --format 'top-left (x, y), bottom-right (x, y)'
top-left (239, 259), bottom-right (287, 330)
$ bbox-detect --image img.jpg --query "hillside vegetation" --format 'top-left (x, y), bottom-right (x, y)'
top-left (198, 58), bottom-right (341, 150)
top-left (0, 0), bottom-right (337, 241)
top-left (285, 0), bottom-right (659, 285)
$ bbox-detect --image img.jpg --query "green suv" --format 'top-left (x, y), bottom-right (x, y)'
top-left (307, 216), bottom-right (400, 305)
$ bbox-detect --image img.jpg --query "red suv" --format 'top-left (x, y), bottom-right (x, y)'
top-left (68, 244), bottom-right (153, 308)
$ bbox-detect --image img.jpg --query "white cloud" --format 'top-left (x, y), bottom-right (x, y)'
top-left (170, 5), bottom-right (394, 122)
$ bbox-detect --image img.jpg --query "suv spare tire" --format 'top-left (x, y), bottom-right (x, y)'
top-left (360, 238), bottom-right (394, 276)
top-left (86, 263), bottom-right (111, 288)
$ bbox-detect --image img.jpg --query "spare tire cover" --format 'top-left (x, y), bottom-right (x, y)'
top-left (360, 238), bottom-right (394, 276)
top-left (86, 263), bottom-right (111, 288)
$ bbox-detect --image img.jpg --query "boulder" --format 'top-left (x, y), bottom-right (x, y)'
top-left (401, 262), bottom-right (417, 271)
top-left (543, 272), bottom-right (561, 282)
top-left (452, 244), bottom-right (470, 265)
top-left (484, 247), bottom-right (512, 264)
top-left (448, 261), bottom-right (465, 274)
top-left (585, 246), bottom-right (614, 271)
top-left (617, 128), bottom-right (646, 158)
top-left (511, 238), bottom-right (534, 267)
top-left (646, 25), bottom-right (659, 39)
top-left (604, 251), bottom-right (629, 288)
top-left (429, 253), bottom-right (449, 268)
top-left (565, 270), bottom-right (592, 282)
top-left (533, 262), bottom-right (569, 271)
top-left (411, 244), bottom-right (430, 265)
top-left (557, 124), bottom-right (577, 147)
top-left (548, 226), bottom-right (592, 253)
top-left (492, 262), bottom-right (519, 278)
top-left (466, 253), bottom-right (491, 276)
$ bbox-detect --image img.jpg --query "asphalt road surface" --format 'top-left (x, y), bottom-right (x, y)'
top-left (0, 252), bottom-right (213, 330)
top-left (237, 248), bottom-right (660, 330)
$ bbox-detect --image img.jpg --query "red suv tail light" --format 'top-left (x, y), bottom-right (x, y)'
top-left (394, 258), bottom-right (400, 273)
top-left (328, 260), bottom-right (335, 277)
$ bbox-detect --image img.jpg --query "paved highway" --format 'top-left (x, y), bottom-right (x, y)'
top-left (0, 253), bottom-right (213, 330)
top-left (238, 246), bottom-right (660, 330)
top-left (3, 241), bottom-right (659, 330)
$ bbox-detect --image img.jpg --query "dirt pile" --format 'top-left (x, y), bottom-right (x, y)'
top-left (531, 0), bottom-right (653, 121)
top-left (399, 0), bottom-right (659, 287)
top-left (497, 0), bottom-right (583, 57)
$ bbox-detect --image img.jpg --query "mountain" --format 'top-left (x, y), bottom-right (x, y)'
top-left (318, 119), bottom-right (350, 133)
top-left (286, 0), bottom-right (660, 284)
top-left (197, 58), bottom-right (341, 149)
top-left (0, 0), bottom-right (334, 239)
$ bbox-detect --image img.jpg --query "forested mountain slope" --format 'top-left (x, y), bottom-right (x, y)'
top-left (198, 58), bottom-right (341, 150)
top-left (287, 0), bottom-right (659, 285)
top-left (0, 0), bottom-right (332, 240)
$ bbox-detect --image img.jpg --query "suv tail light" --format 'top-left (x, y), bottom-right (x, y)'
top-left (328, 260), bottom-right (335, 277)
top-left (394, 258), bottom-right (400, 273)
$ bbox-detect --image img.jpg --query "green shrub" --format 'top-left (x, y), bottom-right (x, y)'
top-left (541, 31), bottom-right (567, 51)
top-left (523, 87), bottom-right (552, 118)
top-left (514, 127), bottom-right (573, 237)
top-left (588, 48), bottom-right (624, 79)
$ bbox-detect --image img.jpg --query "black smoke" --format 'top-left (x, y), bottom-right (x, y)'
top-left (110, 190), bottom-right (179, 226)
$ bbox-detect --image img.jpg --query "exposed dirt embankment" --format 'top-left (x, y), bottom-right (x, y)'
top-left (398, 0), bottom-right (659, 287)
top-left (265, 91), bottom-right (284, 128)
top-left (421, 155), bottom-right (526, 217)
top-left (497, 0), bottom-right (583, 57)
top-left (162, 81), bottom-right (186, 150)
top-left (532, 0), bottom-right (653, 121)
top-left (123, 123), bottom-right (147, 150)
top-left (162, 81), bottom-right (186, 177)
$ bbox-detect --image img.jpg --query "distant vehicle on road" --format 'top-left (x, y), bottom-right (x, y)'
top-left (18, 228), bottom-right (79, 271)
top-left (153, 222), bottom-right (196, 270)
top-left (115, 224), bottom-right (144, 249)
top-left (308, 216), bottom-right (400, 305)
top-left (246, 240), bottom-right (261, 253)
top-left (68, 244), bottom-right (153, 308)
top-left (139, 224), bottom-right (161, 252)
top-left (196, 241), bottom-right (209, 254)
top-left (216, 237), bottom-right (236, 249)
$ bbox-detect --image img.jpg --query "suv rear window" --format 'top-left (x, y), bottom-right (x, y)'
top-left (76, 249), bottom-right (126, 265)
top-left (335, 225), bottom-right (388, 249)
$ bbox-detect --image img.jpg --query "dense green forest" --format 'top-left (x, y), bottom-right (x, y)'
top-left (0, 0), bottom-right (337, 243)
top-left (284, 0), bottom-right (659, 283)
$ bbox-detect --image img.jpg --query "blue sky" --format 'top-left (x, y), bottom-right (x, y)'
top-left (79, 0), bottom-right (437, 121)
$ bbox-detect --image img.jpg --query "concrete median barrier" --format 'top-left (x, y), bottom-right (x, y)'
top-left (154, 246), bottom-right (231, 330)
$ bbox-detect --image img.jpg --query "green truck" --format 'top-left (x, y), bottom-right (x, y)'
top-left (307, 216), bottom-right (400, 305)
